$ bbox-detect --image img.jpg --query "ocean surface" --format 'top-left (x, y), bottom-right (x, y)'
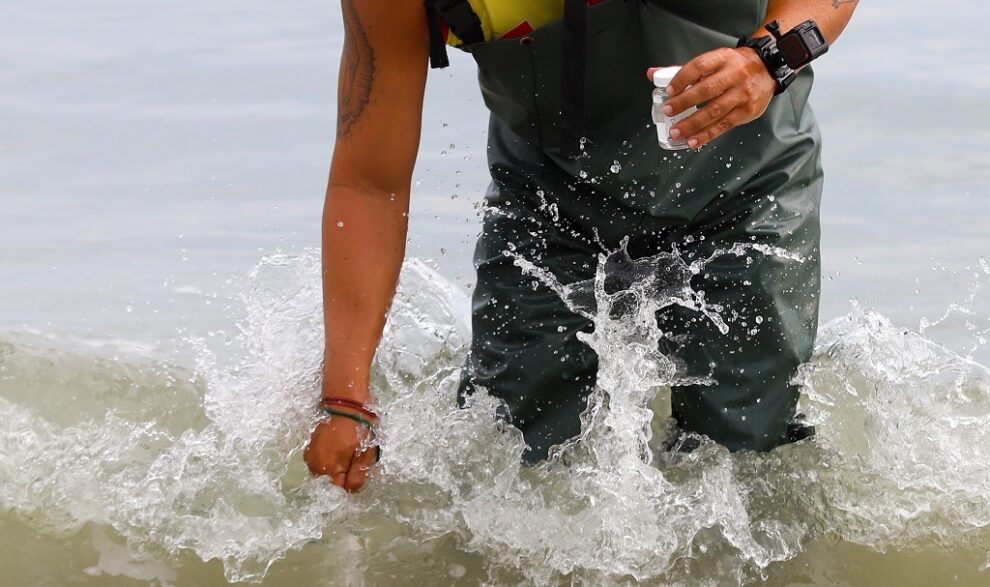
top-left (2, 0), bottom-right (989, 585)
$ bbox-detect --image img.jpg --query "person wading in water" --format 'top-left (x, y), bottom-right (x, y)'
top-left (304, 0), bottom-right (859, 492)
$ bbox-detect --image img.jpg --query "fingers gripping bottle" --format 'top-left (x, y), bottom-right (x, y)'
top-left (651, 66), bottom-right (697, 150)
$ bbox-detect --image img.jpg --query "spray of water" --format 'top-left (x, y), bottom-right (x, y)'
top-left (1, 245), bottom-right (989, 585)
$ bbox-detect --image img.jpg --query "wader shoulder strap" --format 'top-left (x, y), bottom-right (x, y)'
top-left (436, 0), bottom-right (485, 44)
top-left (425, 0), bottom-right (450, 68)
top-left (561, 0), bottom-right (588, 159)
top-left (426, 0), bottom-right (485, 68)
top-left (425, 0), bottom-right (589, 158)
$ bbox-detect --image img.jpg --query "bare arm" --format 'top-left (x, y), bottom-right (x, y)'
top-left (304, 0), bottom-right (429, 491)
top-left (660, 0), bottom-right (859, 148)
top-left (323, 0), bottom-right (428, 401)
top-left (758, 0), bottom-right (858, 47)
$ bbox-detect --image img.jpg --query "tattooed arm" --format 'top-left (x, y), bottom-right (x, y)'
top-left (660, 0), bottom-right (858, 148)
top-left (763, 0), bottom-right (859, 45)
top-left (304, 0), bottom-right (429, 492)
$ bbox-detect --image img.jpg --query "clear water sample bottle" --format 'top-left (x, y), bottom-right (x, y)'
top-left (652, 66), bottom-right (697, 150)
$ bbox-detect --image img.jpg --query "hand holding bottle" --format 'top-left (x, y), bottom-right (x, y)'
top-left (648, 46), bottom-right (777, 149)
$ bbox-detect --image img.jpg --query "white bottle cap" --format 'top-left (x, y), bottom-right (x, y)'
top-left (652, 66), bottom-right (681, 88)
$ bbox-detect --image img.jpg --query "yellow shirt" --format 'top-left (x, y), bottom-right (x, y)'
top-left (446, 0), bottom-right (605, 46)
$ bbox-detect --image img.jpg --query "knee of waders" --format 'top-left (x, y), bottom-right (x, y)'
top-left (457, 358), bottom-right (598, 464)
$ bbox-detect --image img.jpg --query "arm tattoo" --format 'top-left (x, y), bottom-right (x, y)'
top-left (338, 0), bottom-right (376, 138)
top-left (832, 0), bottom-right (857, 8)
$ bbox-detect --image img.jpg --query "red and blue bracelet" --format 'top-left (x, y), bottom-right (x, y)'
top-left (318, 396), bottom-right (381, 462)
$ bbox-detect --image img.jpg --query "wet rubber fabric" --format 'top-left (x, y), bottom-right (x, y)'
top-left (456, 0), bottom-right (823, 463)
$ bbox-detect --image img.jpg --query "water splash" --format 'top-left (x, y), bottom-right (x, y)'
top-left (919, 258), bottom-right (990, 360)
top-left (794, 303), bottom-right (990, 547)
top-left (1, 248), bottom-right (989, 585)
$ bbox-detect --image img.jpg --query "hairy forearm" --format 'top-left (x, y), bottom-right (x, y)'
top-left (321, 182), bottom-right (410, 402)
top-left (761, 0), bottom-right (858, 45)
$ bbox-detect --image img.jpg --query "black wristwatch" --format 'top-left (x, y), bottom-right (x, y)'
top-left (738, 20), bottom-right (829, 95)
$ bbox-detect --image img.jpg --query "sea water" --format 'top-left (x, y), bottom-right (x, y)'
top-left (2, 0), bottom-right (990, 585)
top-left (2, 250), bottom-right (990, 586)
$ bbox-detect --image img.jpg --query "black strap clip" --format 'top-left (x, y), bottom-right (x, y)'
top-left (560, 0), bottom-right (588, 160)
top-left (433, 0), bottom-right (485, 45)
top-left (425, 0), bottom-right (450, 68)
top-left (738, 32), bottom-right (796, 95)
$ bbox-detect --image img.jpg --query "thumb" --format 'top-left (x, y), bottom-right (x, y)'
top-left (344, 427), bottom-right (379, 492)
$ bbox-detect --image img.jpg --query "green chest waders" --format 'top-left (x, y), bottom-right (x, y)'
top-left (448, 0), bottom-right (823, 462)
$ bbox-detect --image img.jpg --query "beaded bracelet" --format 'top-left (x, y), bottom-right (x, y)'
top-left (318, 406), bottom-right (382, 463)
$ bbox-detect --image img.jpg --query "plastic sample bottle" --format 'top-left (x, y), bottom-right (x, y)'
top-left (651, 66), bottom-right (697, 150)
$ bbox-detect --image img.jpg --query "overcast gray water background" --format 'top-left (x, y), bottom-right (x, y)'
top-left (2, 0), bottom-right (990, 585)
top-left (2, 0), bottom-right (988, 351)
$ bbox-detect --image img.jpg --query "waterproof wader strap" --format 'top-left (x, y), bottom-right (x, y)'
top-left (560, 0), bottom-right (588, 159)
top-left (425, 0), bottom-right (450, 68)
top-left (433, 0), bottom-right (485, 45)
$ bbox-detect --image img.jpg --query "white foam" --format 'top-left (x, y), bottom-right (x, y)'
top-left (1, 248), bottom-right (988, 584)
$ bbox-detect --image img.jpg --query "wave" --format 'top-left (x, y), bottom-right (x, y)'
top-left (1, 249), bottom-right (988, 585)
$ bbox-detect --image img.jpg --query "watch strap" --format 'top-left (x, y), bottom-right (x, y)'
top-left (737, 35), bottom-right (796, 95)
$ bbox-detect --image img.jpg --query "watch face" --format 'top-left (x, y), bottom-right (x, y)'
top-left (778, 35), bottom-right (811, 69)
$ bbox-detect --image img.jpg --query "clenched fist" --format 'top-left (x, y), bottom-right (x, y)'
top-left (304, 411), bottom-right (379, 493)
